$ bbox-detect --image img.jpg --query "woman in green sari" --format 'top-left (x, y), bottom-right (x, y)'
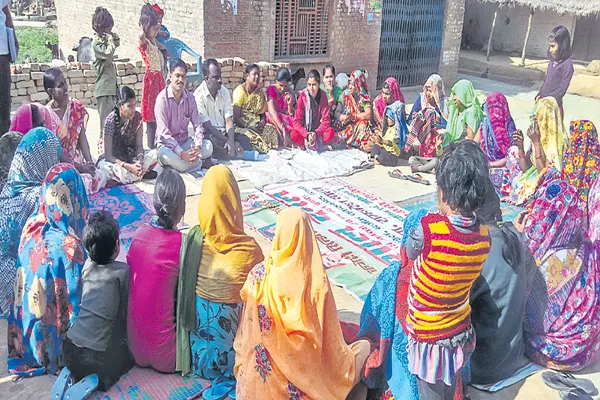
top-left (320, 64), bottom-right (345, 130)
top-left (232, 64), bottom-right (279, 153)
top-left (445, 79), bottom-right (483, 145)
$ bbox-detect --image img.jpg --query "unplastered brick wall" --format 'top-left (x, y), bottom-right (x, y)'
top-left (9, 58), bottom-right (290, 107)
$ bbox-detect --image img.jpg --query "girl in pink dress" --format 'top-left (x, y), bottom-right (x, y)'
top-left (266, 67), bottom-right (296, 147)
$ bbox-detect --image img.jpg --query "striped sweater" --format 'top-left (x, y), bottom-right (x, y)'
top-left (406, 213), bottom-right (491, 342)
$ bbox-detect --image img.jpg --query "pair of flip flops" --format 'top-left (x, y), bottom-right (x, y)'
top-left (388, 169), bottom-right (431, 185)
top-left (542, 371), bottom-right (598, 400)
top-left (202, 378), bottom-right (236, 400)
top-left (50, 367), bottom-right (98, 400)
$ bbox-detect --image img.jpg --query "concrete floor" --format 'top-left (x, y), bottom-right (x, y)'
top-left (2, 74), bottom-right (600, 399)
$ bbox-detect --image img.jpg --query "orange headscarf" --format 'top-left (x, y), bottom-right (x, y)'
top-left (233, 207), bottom-right (358, 399)
top-left (196, 165), bottom-right (264, 303)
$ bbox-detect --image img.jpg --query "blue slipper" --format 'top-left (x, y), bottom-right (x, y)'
top-left (63, 373), bottom-right (99, 400)
top-left (51, 367), bottom-right (72, 400)
top-left (202, 378), bottom-right (235, 400)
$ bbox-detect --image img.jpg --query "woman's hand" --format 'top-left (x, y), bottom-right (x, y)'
top-left (527, 118), bottom-right (541, 144)
top-left (513, 130), bottom-right (525, 154)
top-left (514, 211), bottom-right (529, 233)
top-left (307, 132), bottom-right (316, 146)
top-left (284, 93), bottom-right (293, 106)
top-left (124, 162), bottom-right (142, 177)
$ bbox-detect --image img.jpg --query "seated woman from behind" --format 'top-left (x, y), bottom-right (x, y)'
top-left (370, 101), bottom-right (407, 167)
top-left (232, 64), bottom-right (279, 153)
top-left (265, 67), bottom-right (296, 147)
top-left (0, 128), bottom-right (62, 317)
top-left (190, 165), bottom-right (264, 382)
top-left (98, 86), bottom-right (158, 185)
top-left (475, 93), bottom-right (516, 195)
top-left (405, 74), bottom-right (448, 158)
top-left (339, 70), bottom-right (375, 153)
top-left (469, 182), bottom-right (537, 385)
top-left (518, 175), bottom-right (600, 371)
top-left (234, 207), bottom-right (370, 400)
top-left (44, 67), bottom-right (107, 194)
top-left (291, 69), bottom-right (335, 152)
top-left (444, 79), bottom-right (483, 145)
top-left (507, 97), bottom-right (568, 205)
top-left (7, 164), bottom-right (89, 376)
top-left (63, 211), bottom-right (132, 391)
top-left (127, 167), bottom-right (186, 373)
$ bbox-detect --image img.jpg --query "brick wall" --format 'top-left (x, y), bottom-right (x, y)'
top-left (9, 58), bottom-right (289, 108)
top-left (439, 0), bottom-right (466, 87)
top-left (463, 2), bottom-right (576, 58)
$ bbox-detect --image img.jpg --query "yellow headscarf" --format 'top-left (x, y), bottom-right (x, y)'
top-left (233, 207), bottom-right (358, 399)
top-left (196, 165), bottom-right (264, 303)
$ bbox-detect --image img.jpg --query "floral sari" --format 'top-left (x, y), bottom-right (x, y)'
top-left (7, 164), bottom-right (89, 377)
top-left (340, 70), bottom-right (375, 152)
top-left (233, 84), bottom-right (279, 153)
top-left (45, 98), bottom-right (106, 194)
top-left (562, 120), bottom-right (600, 205)
top-left (265, 84), bottom-right (295, 144)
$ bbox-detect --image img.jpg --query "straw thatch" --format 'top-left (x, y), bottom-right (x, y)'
top-left (470, 0), bottom-right (600, 16)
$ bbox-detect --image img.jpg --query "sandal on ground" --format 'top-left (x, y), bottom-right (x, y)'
top-left (354, 161), bottom-right (374, 170)
top-left (202, 377), bottom-right (236, 400)
top-left (409, 173), bottom-right (431, 185)
top-left (51, 367), bottom-right (72, 400)
top-left (542, 371), bottom-right (598, 395)
top-left (560, 388), bottom-right (594, 400)
top-left (142, 170), bottom-right (158, 180)
top-left (388, 169), bottom-right (431, 185)
top-left (63, 373), bottom-right (99, 400)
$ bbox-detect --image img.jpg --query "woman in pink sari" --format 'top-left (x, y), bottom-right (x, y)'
top-left (266, 67), bottom-right (296, 147)
top-left (9, 103), bottom-right (51, 134)
top-left (372, 77), bottom-right (404, 132)
top-left (43, 68), bottom-right (107, 194)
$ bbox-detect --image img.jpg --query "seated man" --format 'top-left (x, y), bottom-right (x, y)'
top-left (194, 58), bottom-right (252, 159)
top-left (155, 58), bottom-right (213, 172)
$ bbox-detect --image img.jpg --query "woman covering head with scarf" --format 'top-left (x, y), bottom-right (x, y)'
top-left (508, 97), bottom-right (568, 205)
top-left (405, 74), bottom-right (448, 157)
top-left (476, 93), bottom-right (516, 192)
top-left (370, 100), bottom-right (408, 167)
top-left (0, 132), bottom-right (23, 192)
top-left (562, 120), bottom-right (600, 205)
top-left (0, 128), bottom-right (62, 317)
top-left (519, 177), bottom-right (600, 371)
top-left (234, 207), bottom-right (370, 399)
top-left (373, 77), bottom-right (404, 131)
top-left (7, 164), bottom-right (89, 377)
top-left (9, 103), bottom-right (50, 134)
top-left (445, 79), bottom-right (483, 145)
top-left (291, 69), bottom-right (335, 152)
top-left (339, 70), bottom-right (375, 152)
top-left (189, 165), bottom-right (264, 382)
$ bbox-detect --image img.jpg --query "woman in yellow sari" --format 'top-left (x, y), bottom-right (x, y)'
top-left (233, 64), bottom-right (279, 153)
top-left (508, 97), bottom-right (568, 205)
top-left (189, 166), bottom-right (264, 386)
top-left (234, 207), bottom-right (370, 400)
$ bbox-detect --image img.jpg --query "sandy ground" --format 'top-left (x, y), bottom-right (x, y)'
top-left (1, 74), bottom-right (600, 399)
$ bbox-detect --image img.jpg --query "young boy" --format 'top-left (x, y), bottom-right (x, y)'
top-left (92, 7), bottom-right (120, 136)
top-left (62, 210), bottom-right (132, 391)
top-left (405, 140), bottom-right (491, 398)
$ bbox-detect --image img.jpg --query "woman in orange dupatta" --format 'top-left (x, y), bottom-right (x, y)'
top-left (234, 207), bottom-right (370, 400)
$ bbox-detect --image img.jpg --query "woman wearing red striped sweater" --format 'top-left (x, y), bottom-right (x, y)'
top-left (405, 140), bottom-right (492, 399)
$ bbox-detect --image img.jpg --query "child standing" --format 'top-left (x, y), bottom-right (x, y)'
top-left (151, 3), bottom-right (169, 78)
top-left (139, 4), bottom-right (166, 149)
top-left (536, 26), bottom-right (574, 118)
top-left (405, 140), bottom-right (491, 399)
top-left (62, 210), bottom-right (132, 391)
top-left (92, 7), bottom-right (120, 137)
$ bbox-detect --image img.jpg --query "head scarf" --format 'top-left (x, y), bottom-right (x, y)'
top-left (196, 165), bottom-right (264, 303)
top-left (445, 79), bottom-right (483, 145)
top-left (234, 207), bottom-right (357, 399)
top-left (346, 70), bottom-right (370, 103)
top-left (7, 164), bottom-right (88, 376)
top-left (374, 77), bottom-right (405, 126)
top-left (525, 177), bottom-right (584, 262)
top-left (420, 74), bottom-right (448, 119)
top-left (479, 93), bottom-right (515, 162)
top-left (336, 73), bottom-right (349, 91)
top-left (0, 132), bottom-right (24, 192)
top-left (0, 128), bottom-right (62, 315)
top-left (384, 100), bottom-right (408, 149)
top-left (510, 97), bottom-right (568, 206)
top-left (9, 103), bottom-right (51, 135)
top-left (562, 120), bottom-right (600, 205)
top-left (588, 177), bottom-right (600, 243)
top-left (151, 3), bottom-right (165, 16)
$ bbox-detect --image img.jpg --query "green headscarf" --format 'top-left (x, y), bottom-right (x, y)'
top-left (445, 79), bottom-right (483, 145)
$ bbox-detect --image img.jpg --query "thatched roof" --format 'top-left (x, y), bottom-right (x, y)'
top-left (470, 0), bottom-right (600, 16)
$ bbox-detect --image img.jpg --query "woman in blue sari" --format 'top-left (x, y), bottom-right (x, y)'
top-left (0, 127), bottom-right (62, 316)
top-left (7, 164), bottom-right (89, 377)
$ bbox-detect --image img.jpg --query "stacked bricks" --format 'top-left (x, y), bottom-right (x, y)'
top-left (9, 58), bottom-right (290, 108)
